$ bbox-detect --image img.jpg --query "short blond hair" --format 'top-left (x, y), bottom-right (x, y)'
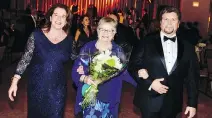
top-left (97, 17), bottom-right (118, 30)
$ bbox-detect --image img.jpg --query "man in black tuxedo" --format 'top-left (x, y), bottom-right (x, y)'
top-left (142, 8), bottom-right (149, 29)
top-left (128, 6), bottom-right (199, 118)
top-left (108, 14), bottom-right (138, 60)
top-left (87, 4), bottom-right (97, 19)
top-left (22, 10), bottom-right (36, 51)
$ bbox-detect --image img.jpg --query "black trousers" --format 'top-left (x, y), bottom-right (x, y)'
top-left (140, 109), bottom-right (179, 118)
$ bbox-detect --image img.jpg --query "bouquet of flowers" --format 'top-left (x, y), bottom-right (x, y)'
top-left (197, 43), bottom-right (206, 48)
top-left (80, 50), bottom-right (126, 109)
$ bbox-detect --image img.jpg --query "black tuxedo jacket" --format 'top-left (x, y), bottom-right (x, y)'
top-left (24, 15), bottom-right (35, 37)
top-left (128, 32), bottom-right (199, 114)
top-left (142, 13), bottom-right (149, 28)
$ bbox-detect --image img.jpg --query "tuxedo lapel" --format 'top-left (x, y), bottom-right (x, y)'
top-left (169, 36), bottom-right (184, 74)
top-left (154, 33), bottom-right (167, 71)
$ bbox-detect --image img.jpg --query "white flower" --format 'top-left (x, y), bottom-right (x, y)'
top-left (198, 43), bottom-right (206, 47)
top-left (94, 63), bottom-right (102, 72)
top-left (92, 50), bottom-right (123, 72)
top-left (115, 62), bottom-right (122, 70)
top-left (111, 56), bottom-right (122, 70)
top-left (104, 50), bottom-right (112, 56)
top-left (93, 50), bottom-right (112, 63)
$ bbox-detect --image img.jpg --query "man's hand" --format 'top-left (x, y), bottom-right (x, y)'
top-left (138, 69), bottom-right (149, 79)
top-left (151, 78), bottom-right (169, 94)
top-left (184, 106), bottom-right (196, 118)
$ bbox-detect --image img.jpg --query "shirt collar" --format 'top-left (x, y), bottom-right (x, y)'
top-left (160, 31), bottom-right (176, 39)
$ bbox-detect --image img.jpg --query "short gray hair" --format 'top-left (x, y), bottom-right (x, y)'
top-left (97, 17), bottom-right (118, 30)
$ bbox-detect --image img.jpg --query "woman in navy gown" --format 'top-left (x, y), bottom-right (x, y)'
top-left (8, 4), bottom-right (74, 118)
top-left (72, 17), bottom-right (148, 118)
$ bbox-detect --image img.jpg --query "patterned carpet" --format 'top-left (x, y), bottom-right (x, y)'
top-left (0, 61), bottom-right (212, 118)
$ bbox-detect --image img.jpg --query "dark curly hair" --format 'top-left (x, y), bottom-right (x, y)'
top-left (78, 15), bottom-right (92, 35)
top-left (41, 3), bottom-right (71, 34)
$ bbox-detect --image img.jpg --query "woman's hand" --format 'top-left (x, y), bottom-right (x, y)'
top-left (77, 65), bottom-right (84, 74)
top-left (8, 77), bottom-right (20, 101)
top-left (84, 76), bottom-right (97, 86)
top-left (138, 69), bottom-right (149, 79)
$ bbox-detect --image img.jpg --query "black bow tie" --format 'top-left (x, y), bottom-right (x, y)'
top-left (164, 36), bottom-right (176, 42)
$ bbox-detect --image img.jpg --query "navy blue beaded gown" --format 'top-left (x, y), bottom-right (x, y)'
top-left (15, 29), bottom-right (74, 118)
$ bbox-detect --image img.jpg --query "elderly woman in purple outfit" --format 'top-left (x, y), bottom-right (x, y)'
top-left (72, 17), bottom-right (148, 118)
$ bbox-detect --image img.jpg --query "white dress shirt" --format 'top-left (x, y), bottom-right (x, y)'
top-left (160, 31), bottom-right (178, 75)
top-left (148, 31), bottom-right (178, 90)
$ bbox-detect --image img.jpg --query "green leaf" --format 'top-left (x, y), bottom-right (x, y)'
top-left (92, 72), bottom-right (99, 80)
top-left (106, 59), bottom-right (115, 67)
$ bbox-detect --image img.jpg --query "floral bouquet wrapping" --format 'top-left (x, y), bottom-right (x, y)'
top-left (80, 50), bottom-right (126, 109)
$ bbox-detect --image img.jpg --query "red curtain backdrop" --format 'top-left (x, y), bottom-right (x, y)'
top-left (22, 0), bottom-right (136, 16)
top-left (156, 0), bottom-right (181, 9)
top-left (10, 0), bottom-right (181, 19)
top-left (142, 0), bottom-right (181, 19)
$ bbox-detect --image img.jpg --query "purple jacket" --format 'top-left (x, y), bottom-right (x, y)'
top-left (71, 40), bottom-right (137, 115)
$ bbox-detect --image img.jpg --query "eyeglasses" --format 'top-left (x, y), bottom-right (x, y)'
top-left (98, 28), bottom-right (115, 33)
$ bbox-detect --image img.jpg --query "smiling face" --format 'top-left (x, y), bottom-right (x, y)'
top-left (50, 7), bottom-right (67, 30)
top-left (160, 12), bottom-right (180, 36)
top-left (97, 23), bottom-right (116, 43)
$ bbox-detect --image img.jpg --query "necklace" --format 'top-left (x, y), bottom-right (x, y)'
top-left (95, 40), bottom-right (112, 51)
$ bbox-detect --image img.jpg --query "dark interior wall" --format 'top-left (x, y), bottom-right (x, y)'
top-left (0, 0), bottom-right (11, 9)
